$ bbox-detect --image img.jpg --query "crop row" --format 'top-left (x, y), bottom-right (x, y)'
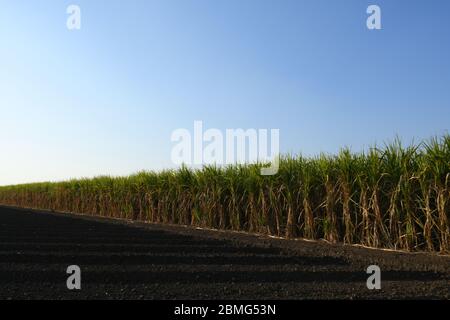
top-left (0, 135), bottom-right (448, 252)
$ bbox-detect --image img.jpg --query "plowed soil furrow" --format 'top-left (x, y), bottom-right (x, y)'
top-left (0, 206), bottom-right (449, 299)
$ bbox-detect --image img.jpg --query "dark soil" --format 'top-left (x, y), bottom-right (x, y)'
top-left (0, 206), bottom-right (448, 300)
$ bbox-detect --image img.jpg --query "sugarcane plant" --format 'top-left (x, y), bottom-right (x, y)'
top-left (0, 135), bottom-right (448, 253)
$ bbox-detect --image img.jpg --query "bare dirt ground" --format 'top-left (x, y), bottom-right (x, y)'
top-left (0, 206), bottom-right (448, 300)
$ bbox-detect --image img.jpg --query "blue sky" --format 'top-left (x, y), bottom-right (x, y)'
top-left (0, 0), bottom-right (449, 185)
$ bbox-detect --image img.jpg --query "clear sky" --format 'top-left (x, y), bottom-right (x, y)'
top-left (1, 0), bottom-right (449, 185)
